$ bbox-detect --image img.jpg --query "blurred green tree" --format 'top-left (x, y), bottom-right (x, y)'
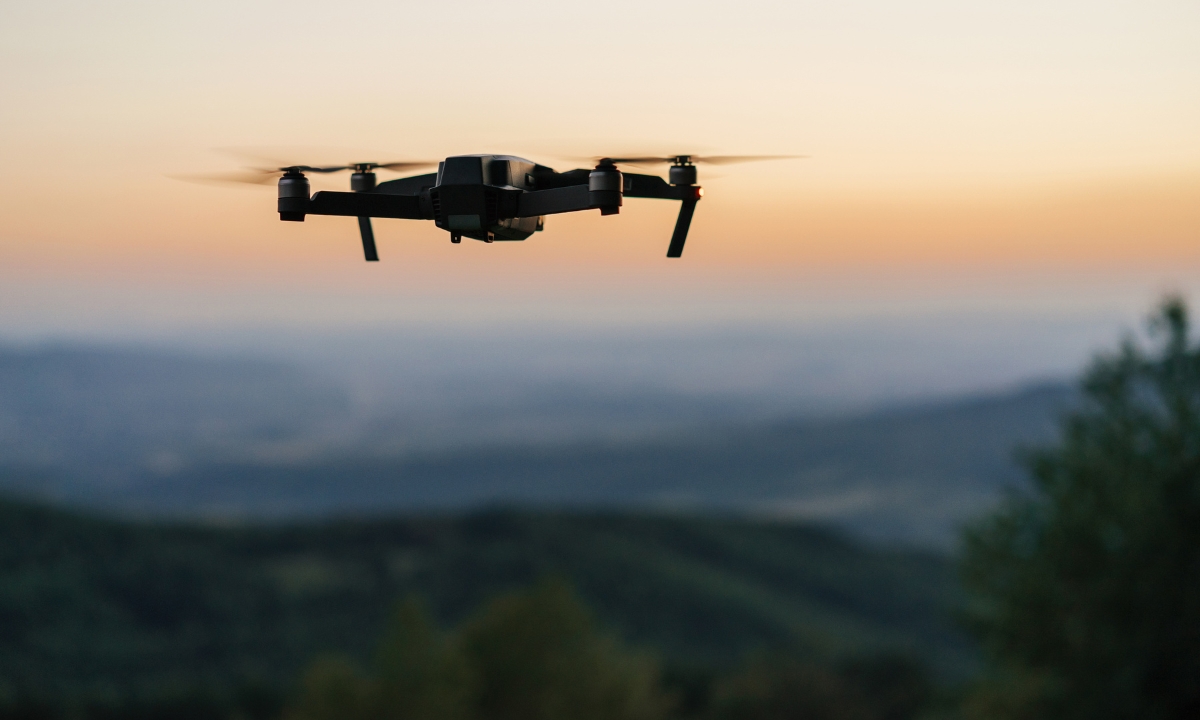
top-left (369, 597), bottom-right (474, 720)
top-left (708, 654), bottom-right (930, 720)
top-left (286, 657), bottom-right (370, 720)
top-left (709, 655), bottom-right (869, 720)
top-left (287, 581), bottom-right (669, 720)
top-left (459, 578), bottom-right (670, 720)
top-left (286, 598), bottom-right (471, 720)
top-left (961, 297), bottom-right (1200, 718)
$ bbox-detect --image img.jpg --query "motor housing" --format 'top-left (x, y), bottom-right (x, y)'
top-left (350, 171), bottom-right (377, 193)
top-left (669, 164), bottom-right (697, 186)
top-left (589, 163), bottom-right (623, 215)
top-left (277, 170), bottom-right (310, 221)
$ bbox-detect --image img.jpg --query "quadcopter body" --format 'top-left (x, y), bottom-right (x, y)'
top-left (276, 154), bottom-right (706, 260)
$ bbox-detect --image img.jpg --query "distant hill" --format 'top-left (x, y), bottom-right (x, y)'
top-left (62, 383), bottom-right (1072, 548)
top-left (0, 345), bottom-right (1075, 548)
top-left (0, 498), bottom-right (969, 706)
top-left (0, 345), bottom-right (351, 480)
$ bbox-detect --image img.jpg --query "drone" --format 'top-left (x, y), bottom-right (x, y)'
top-left (205, 154), bottom-right (799, 261)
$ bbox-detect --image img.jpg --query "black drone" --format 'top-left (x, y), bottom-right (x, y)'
top-left (212, 154), bottom-right (798, 261)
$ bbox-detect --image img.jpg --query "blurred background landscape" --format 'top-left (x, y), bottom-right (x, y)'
top-left (1, 0), bottom-right (1198, 717)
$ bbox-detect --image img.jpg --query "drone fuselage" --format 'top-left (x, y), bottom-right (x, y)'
top-left (428, 155), bottom-right (543, 242)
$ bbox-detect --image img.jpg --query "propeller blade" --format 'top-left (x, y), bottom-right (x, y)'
top-left (604, 156), bottom-right (678, 165)
top-left (694, 154), bottom-right (807, 165)
top-left (579, 154), bottom-right (806, 166)
top-left (217, 148), bottom-right (434, 173)
top-left (374, 161), bottom-right (438, 172)
top-left (171, 160), bottom-right (438, 187)
top-left (169, 169), bottom-right (279, 186)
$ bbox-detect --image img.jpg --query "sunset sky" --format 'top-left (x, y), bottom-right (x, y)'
top-left (1, 0), bottom-right (1198, 371)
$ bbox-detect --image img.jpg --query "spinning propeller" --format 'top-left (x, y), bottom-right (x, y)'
top-left (576, 153), bottom-right (805, 193)
top-left (177, 154), bottom-right (436, 261)
top-left (584, 154), bottom-right (805, 166)
top-left (182, 160), bottom-right (436, 186)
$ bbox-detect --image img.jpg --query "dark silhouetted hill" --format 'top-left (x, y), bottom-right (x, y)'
top-left (0, 497), bottom-right (968, 707)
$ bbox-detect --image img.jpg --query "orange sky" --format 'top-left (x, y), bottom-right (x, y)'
top-left (1, 0), bottom-right (1198, 336)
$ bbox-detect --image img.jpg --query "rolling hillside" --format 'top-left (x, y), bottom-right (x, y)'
top-left (0, 497), bottom-right (969, 706)
top-left (68, 383), bottom-right (1071, 548)
top-left (0, 345), bottom-right (1074, 547)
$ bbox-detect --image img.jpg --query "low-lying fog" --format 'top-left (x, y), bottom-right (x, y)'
top-left (0, 309), bottom-right (1139, 547)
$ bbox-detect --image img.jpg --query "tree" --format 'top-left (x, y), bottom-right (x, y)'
top-left (286, 657), bottom-right (370, 720)
top-left (459, 578), bottom-right (670, 720)
top-left (961, 298), bottom-right (1200, 718)
top-left (710, 655), bottom-right (869, 720)
top-left (709, 654), bottom-right (931, 720)
top-left (286, 598), bottom-right (472, 720)
top-left (286, 582), bottom-right (669, 720)
top-left (370, 597), bottom-right (474, 720)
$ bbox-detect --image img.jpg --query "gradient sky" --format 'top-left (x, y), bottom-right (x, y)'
top-left (1, 0), bottom-right (1198, 345)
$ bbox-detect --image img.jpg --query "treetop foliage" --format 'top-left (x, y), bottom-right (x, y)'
top-left (286, 579), bottom-right (671, 720)
top-left (285, 579), bottom-right (933, 720)
top-left (962, 296), bottom-right (1200, 719)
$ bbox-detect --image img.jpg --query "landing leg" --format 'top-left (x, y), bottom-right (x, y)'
top-left (357, 217), bottom-right (379, 261)
top-left (666, 199), bottom-right (697, 258)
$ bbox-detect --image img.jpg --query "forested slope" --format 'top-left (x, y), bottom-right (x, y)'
top-left (0, 497), bottom-right (968, 708)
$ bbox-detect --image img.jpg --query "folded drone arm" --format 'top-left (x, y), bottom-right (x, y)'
top-left (374, 173), bottom-right (438, 196)
top-left (306, 192), bottom-right (430, 219)
top-left (513, 173), bottom-right (701, 256)
top-left (622, 173), bottom-right (695, 200)
top-left (622, 173), bottom-right (702, 257)
top-left (297, 192), bottom-right (429, 261)
top-left (515, 185), bottom-right (593, 217)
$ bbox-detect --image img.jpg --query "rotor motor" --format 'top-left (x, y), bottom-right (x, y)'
top-left (277, 170), bottom-right (310, 222)
top-left (589, 160), bottom-right (623, 215)
top-left (668, 160), bottom-right (697, 186)
top-left (350, 167), bottom-right (377, 192)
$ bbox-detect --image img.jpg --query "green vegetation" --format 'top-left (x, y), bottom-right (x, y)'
top-left (10, 299), bottom-right (1200, 718)
top-left (0, 500), bottom-right (965, 718)
top-left (286, 581), bottom-right (932, 720)
top-left (962, 298), bottom-right (1200, 717)
top-left (288, 582), bottom-right (668, 720)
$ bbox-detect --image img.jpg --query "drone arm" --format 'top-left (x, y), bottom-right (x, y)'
top-left (375, 173), bottom-right (438, 196)
top-left (622, 173), bottom-right (698, 201)
top-left (306, 191), bottom-right (430, 219)
top-left (621, 173), bottom-right (702, 257)
top-left (515, 185), bottom-right (594, 216)
top-left (623, 173), bottom-right (673, 199)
